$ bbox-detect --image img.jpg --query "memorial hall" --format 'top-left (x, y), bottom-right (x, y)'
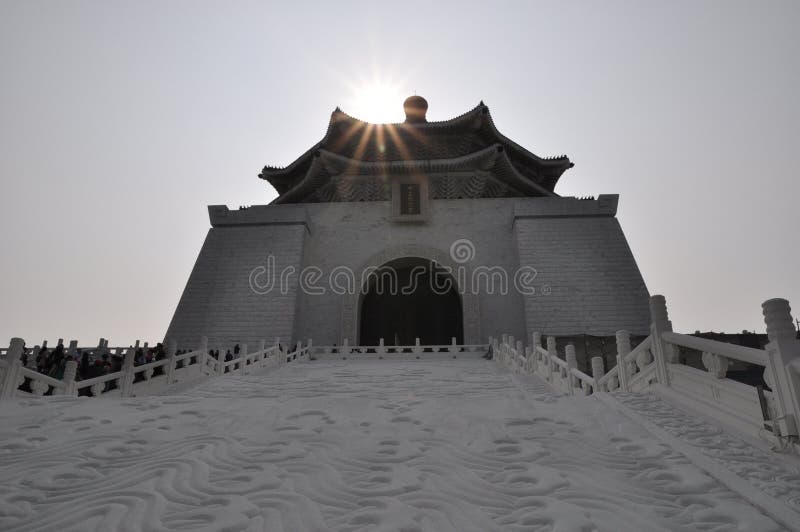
top-left (165, 96), bottom-right (650, 351)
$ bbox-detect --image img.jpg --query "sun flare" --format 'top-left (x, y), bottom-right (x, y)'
top-left (347, 80), bottom-right (406, 124)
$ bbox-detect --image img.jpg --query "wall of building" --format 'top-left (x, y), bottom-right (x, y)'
top-left (164, 194), bottom-right (650, 350)
top-left (164, 207), bottom-right (307, 350)
top-left (514, 195), bottom-right (651, 336)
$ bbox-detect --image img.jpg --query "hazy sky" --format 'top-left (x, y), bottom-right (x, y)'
top-left (1, 0), bottom-right (798, 346)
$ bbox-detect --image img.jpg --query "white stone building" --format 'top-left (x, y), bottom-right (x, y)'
top-left (165, 97), bottom-right (650, 349)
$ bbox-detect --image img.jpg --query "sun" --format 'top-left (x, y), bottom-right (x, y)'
top-left (347, 80), bottom-right (406, 124)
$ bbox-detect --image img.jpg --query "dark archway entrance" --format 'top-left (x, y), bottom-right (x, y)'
top-left (359, 258), bottom-right (463, 346)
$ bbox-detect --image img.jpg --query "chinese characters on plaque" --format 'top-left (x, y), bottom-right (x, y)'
top-left (399, 184), bottom-right (421, 215)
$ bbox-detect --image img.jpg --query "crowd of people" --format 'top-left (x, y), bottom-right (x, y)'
top-left (7, 341), bottom-right (287, 394)
top-left (21, 342), bottom-right (169, 382)
top-left (206, 344), bottom-right (254, 372)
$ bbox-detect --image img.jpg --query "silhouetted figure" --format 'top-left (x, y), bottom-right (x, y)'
top-left (36, 346), bottom-right (49, 373)
top-left (80, 350), bottom-right (90, 378)
top-left (48, 344), bottom-right (65, 377)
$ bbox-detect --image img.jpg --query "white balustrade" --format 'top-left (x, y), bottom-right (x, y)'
top-left (5, 291), bottom-right (799, 454)
top-left (0, 334), bottom-right (305, 400)
top-left (492, 294), bottom-right (800, 450)
top-left (305, 341), bottom-right (488, 360)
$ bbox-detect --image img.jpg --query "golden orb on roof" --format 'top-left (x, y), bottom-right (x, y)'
top-left (403, 95), bottom-right (428, 123)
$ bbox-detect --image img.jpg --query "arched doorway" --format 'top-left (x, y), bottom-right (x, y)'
top-left (359, 257), bottom-right (464, 346)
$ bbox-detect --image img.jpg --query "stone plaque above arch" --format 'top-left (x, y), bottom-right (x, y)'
top-left (391, 175), bottom-right (430, 223)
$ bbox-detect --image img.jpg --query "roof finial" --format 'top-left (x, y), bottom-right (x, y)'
top-left (403, 95), bottom-right (428, 124)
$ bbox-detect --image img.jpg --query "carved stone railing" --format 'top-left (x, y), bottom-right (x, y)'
top-left (596, 334), bottom-right (657, 393)
top-left (492, 295), bottom-right (800, 450)
top-left (0, 336), bottom-right (309, 400)
top-left (215, 340), bottom-right (297, 376)
top-left (309, 337), bottom-right (488, 360)
top-left (493, 333), bottom-right (607, 396)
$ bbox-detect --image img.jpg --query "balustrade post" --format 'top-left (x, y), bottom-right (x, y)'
top-left (257, 339), bottom-right (266, 365)
top-left (591, 356), bottom-right (605, 393)
top-left (565, 344), bottom-right (577, 395)
top-left (546, 336), bottom-right (557, 382)
top-left (530, 332), bottom-right (541, 374)
top-left (762, 298), bottom-right (800, 438)
top-left (532, 331), bottom-right (542, 348)
top-left (378, 338), bottom-right (385, 357)
top-left (515, 340), bottom-right (523, 370)
top-left (649, 295), bottom-right (674, 386)
top-left (165, 339), bottom-right (177, 384)
top-left (342, 338), bottom-right (349, 359)
top-left (616, 330), bottom-right (631, 392)
top-left (67, 340), bottom-right (78, 359)
top-left (28, 345), bottom-right (39, 369)
top-left (274, 337), bottom-right (282, 364)
top-left (240, 344), bottom-right (249, 375)
top-left (120, 345), bottom-right (136, 397)
top-left (62, 360), bottom-right (78, 396)
top-left (198, 336), bottom-right (208, 371)
top-left (532, 332), bottom-right (542, 360)
top-left (217, 346), bottom-right (225, 375)
top-left (0, 338), bottom-right (25, 399)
